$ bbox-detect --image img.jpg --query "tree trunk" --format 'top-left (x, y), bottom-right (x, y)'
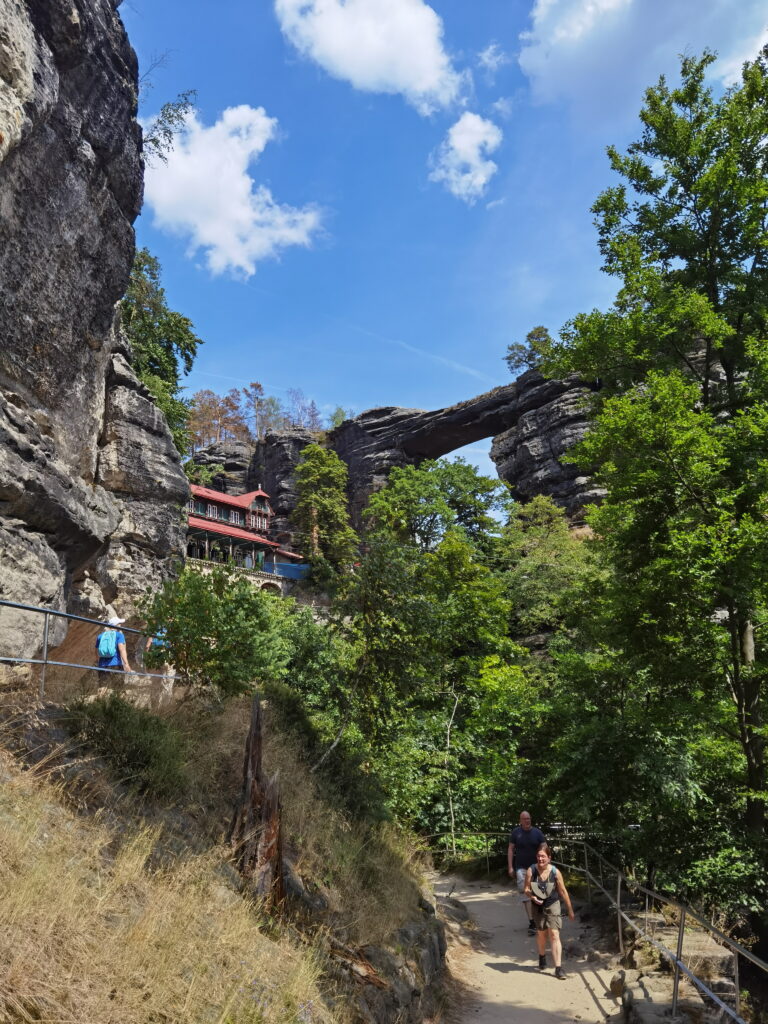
top-left (727, 606), bottom-right (765, 837)
top-left (228, 696), bottom-right (285, 907)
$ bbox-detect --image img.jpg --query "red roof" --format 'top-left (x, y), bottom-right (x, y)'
top-left (188, 515), bottom-right (280, 546)
top-left (276, 548), bottom-right (303, 560)
top-left (191, 485), bottom-right (272, 510)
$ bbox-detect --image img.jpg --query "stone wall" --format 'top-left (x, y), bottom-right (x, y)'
top-left (0, 0), bottom-right (188, 659)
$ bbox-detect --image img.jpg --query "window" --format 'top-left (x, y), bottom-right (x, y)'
top-left (186, 499), bottom-right (195, 512)
top-left (207, 504), bottom-right (217, 518)
top-left (230, 509), bottom-right (242, 525)
top-left (218, 507), bottom-right (229, 521)
top-left (247, 513), bottom-right (257, 530)
top-left (194, 500), bottom-right (205, 515)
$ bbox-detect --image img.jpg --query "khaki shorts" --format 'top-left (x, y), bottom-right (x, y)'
top-left (532, 901), bottom-right (562, 931)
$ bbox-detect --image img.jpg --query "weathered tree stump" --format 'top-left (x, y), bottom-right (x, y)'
top-left (228, 696), bottom-right (285, 908)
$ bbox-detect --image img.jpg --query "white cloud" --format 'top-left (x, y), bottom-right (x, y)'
top-left (144, 105), bottom-right (321, 278)
top-left (518, 0), bottom-right (768, 122)
top-left (274, 0), bottom-right (464, 114)
top-left (491, 96), bottom-right (515, 119)
top-left (477, 42), bottom-right (510, 78)
top-left (718, 27), bottom-right (768, 85)
top-left (429, 112), bottom-right (502, 204)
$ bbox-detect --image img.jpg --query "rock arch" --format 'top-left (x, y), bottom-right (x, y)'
top-left (329, 371), bottom-right (602, 526)
top-left (192, 370), bottom-right (603, 539)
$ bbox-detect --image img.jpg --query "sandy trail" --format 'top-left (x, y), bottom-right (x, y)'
top-left (435, 876), bottom-right (622, 1024)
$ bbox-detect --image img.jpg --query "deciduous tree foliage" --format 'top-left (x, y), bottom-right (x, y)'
top-left (535, 49), bottom-right (768, 844)
top-left (142, 566), bottom-right (290, 697)
top-left (120, 248), bottom-right (201, 453)
top-left (293, 444), bottom-right (358, 579)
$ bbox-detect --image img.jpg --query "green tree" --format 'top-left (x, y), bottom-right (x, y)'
top-left (501, 495), bottom-right (592, 637)
top-left (293, 444), bottom-right (358, 578)
top-left (120, 248), bottom-right (201, 453)
top-left (143, 89), bottom-right (197, 165)
top-left (540, 49), bottom-right (768, 839)
top-left (182, 461), bottom-right (224, 486)
top-left (364, 459), bottom-right (508, 554)
top-left (328, 406), bottom-right (354, 430)
top-left (505, 325), bottom-right (552, 375)
top-left (142, 565), bottom-right (289, 698)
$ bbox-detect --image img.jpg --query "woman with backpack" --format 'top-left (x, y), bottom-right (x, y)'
top-left (525, 842), bottom-right (575, 980)
top-left (95, 616), bottom-right (131, 682)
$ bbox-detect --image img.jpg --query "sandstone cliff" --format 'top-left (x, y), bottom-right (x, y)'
top-left (0, 0), bottom-right (188, 659)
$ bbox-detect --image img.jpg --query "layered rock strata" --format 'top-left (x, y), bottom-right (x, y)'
top-left (330, 371), bottom-right (601, 526)
top-left (193, 370), bottom-right (600, 546)
top-left (0, 0), bottom-right (188, 660)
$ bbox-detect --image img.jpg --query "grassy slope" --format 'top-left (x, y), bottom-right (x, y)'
top-left (0, 695), bottom-right (429, 1023)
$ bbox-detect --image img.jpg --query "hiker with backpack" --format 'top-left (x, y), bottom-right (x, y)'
top-left (95, 616), bottom-right (131, 681)
top-left (525, 842), bottom-right (575, 980)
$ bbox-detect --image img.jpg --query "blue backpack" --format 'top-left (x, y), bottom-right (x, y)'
top-left (98, 631), bottom-right (118, 658)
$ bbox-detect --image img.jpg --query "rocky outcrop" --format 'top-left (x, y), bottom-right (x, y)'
top-left (191, 371), bottom-right (600, 544)
top-left (249, 428), bottom-right (318, 545)
top-left (190, 441), bottom-right (252, 494)
top-left (330, 371), bottom-right (600, 525)
top-left (191, 429), bottom-right (318, 548)
top-left (490, 373), bottom-right (605, 515)
top-left (0, 0), bottom-right (187, 660)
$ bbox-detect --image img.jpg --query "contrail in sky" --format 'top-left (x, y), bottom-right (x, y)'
top-left (341, 320), bottom-right (495, 385)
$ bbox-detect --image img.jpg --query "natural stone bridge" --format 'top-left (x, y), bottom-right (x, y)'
top-left (329, 370), bottom-right (602, 525)
top-left (194, 370), bottom-right (604, 536)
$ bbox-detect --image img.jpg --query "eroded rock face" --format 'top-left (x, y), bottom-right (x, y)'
top-left (190, 441), bottom-right (252, 494)
top-left (192, 371), bottom-right (599, 549)
top-left (0, 0), bottom-right (187, 659)
top-left (330, 371), bottom-right (600, 525)
top-left (249, 429), bottom-right (317, 546)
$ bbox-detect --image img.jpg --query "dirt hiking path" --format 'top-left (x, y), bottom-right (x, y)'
top-left (434, 876), bottom-right (623, 1024)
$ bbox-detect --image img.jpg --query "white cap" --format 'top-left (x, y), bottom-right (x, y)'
top-left (107, 616), bottom-right (125, 627)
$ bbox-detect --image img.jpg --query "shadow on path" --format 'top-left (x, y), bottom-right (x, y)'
top-left (436, 876), bottom-right (622, 1024)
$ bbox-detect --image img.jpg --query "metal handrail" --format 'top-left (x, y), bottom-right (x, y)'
top-left (427, 829), bottom-right (766, 1023)
top-left (0, 598), bottom-right (166, 698)
top-left (0, 598), bottom-right (150, 635)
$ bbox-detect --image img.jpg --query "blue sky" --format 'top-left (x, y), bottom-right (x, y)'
top-left (121, 0), bottom-right (767, 475)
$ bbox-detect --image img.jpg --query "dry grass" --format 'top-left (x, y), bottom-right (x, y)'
top-left (0, 689), bottom-right (431, 1023)
top-left (176, 697), bottom-right (429, 946)
top-left (261, 710), bottom-right (427, 946)
top-left (0, 750), bottom-right (329, 1024)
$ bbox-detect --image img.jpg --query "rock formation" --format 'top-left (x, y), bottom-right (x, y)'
top-left (330, 370), bottom-right (602, 525)
top-left (192, 370), bottom-right (602, 546)
top-left (0, 0), bottom-right (188, 660)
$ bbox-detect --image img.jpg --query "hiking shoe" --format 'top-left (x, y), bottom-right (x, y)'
top-left (527, 923), bottom-right (536, 936)
top-left (538, 955), bottom-right (547, 970)
top-left (555, 966), bottom-right (566, 980)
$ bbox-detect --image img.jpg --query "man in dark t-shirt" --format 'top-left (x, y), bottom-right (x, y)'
top-left (507, 810), bottom-right (545, 935)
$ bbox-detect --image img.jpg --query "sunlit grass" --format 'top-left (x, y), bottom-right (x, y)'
top-left (0, 752), bottom-right (328, 1024)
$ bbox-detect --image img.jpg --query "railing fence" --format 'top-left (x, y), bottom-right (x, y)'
top-left (428, 829), bottom-right (766, 1023)
top-left (0, 598), bottom-right (169, 701)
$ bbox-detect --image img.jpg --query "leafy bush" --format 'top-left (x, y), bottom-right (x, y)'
top-left (68, 694), bottom-right (187, 797)
top-left (142, 565), bottom-right (291, 697)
